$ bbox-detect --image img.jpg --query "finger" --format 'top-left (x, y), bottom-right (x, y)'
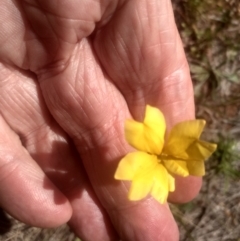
top-left (93, 0), bottom-right (201, 203)
top-left (0, 63), bottom-right (118, 240)
top-left (0, 115), bottom-right (72, 228)
top-left (0, 0), bottom-right (119, 72)
top-left (37, 38), bottom-right (179, 240)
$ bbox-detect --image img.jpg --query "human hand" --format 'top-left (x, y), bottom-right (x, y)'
top-left (0, 0), bottom-right (201, 240)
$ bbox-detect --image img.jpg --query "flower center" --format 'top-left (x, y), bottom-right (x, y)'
top-left (157, 153), bottom-right (168, 163)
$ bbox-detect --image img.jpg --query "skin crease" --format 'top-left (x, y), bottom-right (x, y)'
top-left (0, 0), bottom-right (202, 240)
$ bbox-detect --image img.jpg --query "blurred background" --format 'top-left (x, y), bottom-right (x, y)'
top-left (172, 0), bottom-right (240, 240)
top-left (0, 0), bottom-right (240, 240)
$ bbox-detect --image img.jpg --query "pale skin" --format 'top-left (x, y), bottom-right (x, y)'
top-left (0, 0), bottom-right (202, 240)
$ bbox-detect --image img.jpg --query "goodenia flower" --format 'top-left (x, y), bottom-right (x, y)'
top-left (114, 105), bottom-right (217, 204)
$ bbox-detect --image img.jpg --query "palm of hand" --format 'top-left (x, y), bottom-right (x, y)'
top-left (0, 1), bottom-right (200, 240)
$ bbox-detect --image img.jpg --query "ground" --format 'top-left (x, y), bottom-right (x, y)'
top-left (0, 0), bottom-right (240, 240)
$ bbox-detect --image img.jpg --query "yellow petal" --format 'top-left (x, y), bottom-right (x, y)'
top-left (164, 120), bottom-right (206, 159)
top-left (128, 154), bottom-right (158, 200)
top-left (168, 174), bottom-right (175, 192)
top-left (163, 160), bottom-right (189, 177)
top-left (128, 167), bottom-right (155, 201)
top-left (186, 160), bottom-right (205, 176)
top-left (114, 152), bottom-right (158, 180)
top-left (151, 164), bottom-right (170, 203)
top-left (185, 140), bottom-right (217, 176)
top-left (125, 105), bottom-right (166, 155)
top-left (187, 140), bottom-right (217, 161)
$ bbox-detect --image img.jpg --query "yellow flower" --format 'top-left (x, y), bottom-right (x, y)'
top-left (114, 105), bottom-right (217, 204)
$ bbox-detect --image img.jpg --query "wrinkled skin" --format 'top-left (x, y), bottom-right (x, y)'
top-left (0, 0), bottom-right (202, 240)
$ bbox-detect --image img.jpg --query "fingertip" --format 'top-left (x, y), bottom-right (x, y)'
top-left (3, 176), bottom-right (73, 229)
top-left (68, 190), bottom-right (119, 241)
top-left (168, 176), bottom-right (202, 204)
top-left (0, 161), bottom-right (73, 228)
top-left (32, 189), bottom-right (73, 228)
top-left (110, 200), bottom-right (179, 241)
